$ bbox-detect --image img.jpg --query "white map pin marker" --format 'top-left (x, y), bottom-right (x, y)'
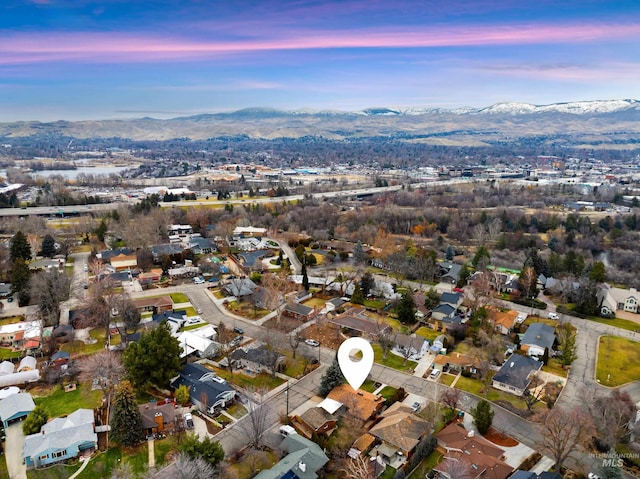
top-left (338, 337), bottom-right (374, 391)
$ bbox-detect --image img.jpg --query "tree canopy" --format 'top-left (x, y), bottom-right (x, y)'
top-left (122, 322), bottom-right (182, 389)
top-left (110, 381), bottom-right (144, 447)
top-left (179, 433), bottom-right (225, 467)
top-left (319, 356), bottom-right (345, 397)
top-left (10, 231), bottom-right (32, 262)
top-left (396, 291), bottom-right (417, 324)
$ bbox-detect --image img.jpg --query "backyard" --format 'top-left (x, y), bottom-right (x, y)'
top-left (32, 382), bottom-right (103, 418)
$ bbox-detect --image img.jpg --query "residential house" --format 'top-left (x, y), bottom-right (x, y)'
top-left (177, 325), bottom-right (218, 359)
top-left (98, 247), bottom-right (135, 262)
top-left (151, 243), bottom-right (185, 263)
top-left (487, 308), bottom-right (519, 335)
top-left (0, 392), bottom-right (36, 428)
top-left (167, 224), bottom-right (193, 236)
top-left (294, 290), bottom-right (313, 303)
top-left (597, 284), bottom-right (640, 316)
top-left (439, 262), bottom-right (463, 285)
top-left (0, 320), bottom-right (41, 352)
top-left (170, 363), bottom-right (236, 414)
top-left (393, 334), bottom-right (429, 360)
top-left (322, 297), bottom-right (347, 315)
top-left (509, 472), bottom-right (562, 479)
top-left (168, 266), bottom-right (200, 278)
top-left (430, 303), bottom-right (457, 323)
top-left (283, 302), bottom-right (316, 321)
top-left (230, 345), bottom-right (286, 374)
top-left (292, 407), bottom-right (338, 439)
top-left (234, 249), bottom-right (272, 271)
top-left (28, 258), bottom-right (64, 272)
top-left (435, 422), bottom-right (513, 479)
top-left (440, 292), bottom-right (463, 309)
top-left (138, 401), bottom-right (177, 436)
top-left (327, 384), bottom-right (385, 423)
top-left (132, 295), bottom-right (173, 314)
top-left (369, 403), bottom-right (431, 467)
top-left (22, 408), bottom-right (97, 469)
top-left (138, 269), bottom-right (163, 287)
top-left (50, 351), bottom-right (70, 366)
top-left (329, 308), bottom-right (390, 339)
top-left (109, 253), bottom-right (137, 272)
top-left (151, 310), bottom-right (187, 335)
top-left (224, 278), bottom-right (258, 298)
top-left (492, 354), bottom-right (543, 396)
top-left (432, 353), bottom-right (480, 376)
top-left (520, 323), bottom-right (555, 357)
top-left (187, 237), bottom-right (216, 255)
top-left (254, 433), bottom-right (329, 479)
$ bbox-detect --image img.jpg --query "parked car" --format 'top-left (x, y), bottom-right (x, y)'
top-left (233, 326), bottom-right (244, 334)
top-left (193, 277), bottom-right (205, 284)
top-left (305, 339), bottom-right (320, 347)
top-left (230, 336), bottom-right (243, 347)
top-left (279, 425), bottom-right (297, 437)
top-left (411, 401), bottom-right (421, 412)
top-left (184, 412), bottom-right (194, 429)
top-left (429, 369), bottom-right (441, 379)
top-left (548, 312), bottom-right (559, 320)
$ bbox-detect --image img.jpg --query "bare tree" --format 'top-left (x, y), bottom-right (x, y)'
top-left (540, 406), bottom-right (594, 471)
top-left (260, 270), bottom-right (297, 325)
top-left (436, 456), bottom-right (475, 479)
top-left (29, 269), bottom-right (71, 326)
top-left (242, 387), bottom-right (271, 449)
top-left (583, 387), bottom-right (637, 450)
top-left (109, 463), bottom-right (136, 479)
top-left (472, 223), bottom-right (486, 244)
top-left (341, 454), bottom-right (383, 479)
top-left (440, 388), bottom-right (461, 412)
top-left (151, 453), bottom-right (217, 479)
top-left (523, 373), bottom-right (545, 412)
top-left (288, 330), bottom-right (301, 359)
top-left (486, 218), bottom-right (503, 243)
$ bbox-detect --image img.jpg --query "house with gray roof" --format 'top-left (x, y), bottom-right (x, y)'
top-left (0, 391), bottom-right (35, 428)
top-left (254, 434), bottom-right (329, 479)
top-left (170, 363), bottom-right (236, 414)
top-left (439, 262), bottom-right (463, 285)
top-left (224, 278), bottom-right (258, 298)
top-left (521, 323), bottom-right (555, 357)
top-left (187, 237), bottom-right (216, 255)
top-left (230, 345), bottom-right (286, 374)
top-left (283, 302), bottom-right (316, 321)
top-left (492, 354), bottom-right (542, 396)
top-left (23, 408), bottom-right (97, 469)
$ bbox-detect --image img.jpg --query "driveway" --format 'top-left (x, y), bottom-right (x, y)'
top-left (5, 422), bottom-right (26, 479)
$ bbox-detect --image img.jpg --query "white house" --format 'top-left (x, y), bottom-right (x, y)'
top-left (597, 284), bottom-right (639, 316)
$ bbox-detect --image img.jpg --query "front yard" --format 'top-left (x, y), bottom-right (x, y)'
top-left (454, 375), bottom-right (544, 412)
top-left (596, 335), bottom-right (640, 386)
top-left (203, 363), bottom-right (285, 390)
top-left (372, 344), bottom-right (417, 372)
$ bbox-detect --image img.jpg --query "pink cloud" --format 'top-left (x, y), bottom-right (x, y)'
top-left (1, 21), bottom-right (639, 65)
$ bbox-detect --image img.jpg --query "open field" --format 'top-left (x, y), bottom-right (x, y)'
top-left (596, 335), bottom-right (640, 387)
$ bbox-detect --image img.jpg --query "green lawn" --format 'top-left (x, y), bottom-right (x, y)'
top-left (455, 375), bottom-right (541, 410)
top-left (60, 328), bottom-right (114, 355)
top-left (175, 307), bottom-right (197, 317)
top-left (181, 322), bottom-right (206, 331)
top-left (589, 317), bottom-right (640, 333)
top-left (372, 344), bottom-right (417, 372)
top-left (0, 348), bottom-right (22, 360)
top-left (363, 298), bottom-right (387, 310)
top-left (380, 466), bottom-right (397, 479)
top-left (33, 383), bottom-right (103, 418)
top-left (27, 462), bottom-right (82, 479)
top-left (407, 450), bottom-right (443, 479)
top-left (523, 317), bottom-right (558, 328)
top-left (415, 326), bottom-right (441, 342)
top-left (542, 358), bottom-right (568, 378)
top-left (596, 336), bottom-right (640, 386)
top-left (282, 350), bottom-right (317, 379)
top-left (302, 297), bottom-right (326, 308)
top-left (170, 293), bottom-right (189, 303)
top-left (0, 315), bottom-right (24, 326)
top-left (226, 402), bottom-right (248, 419)
top-left (204, 364), bottom-right (285, 390)
top-left (439, 373), bottom-right (456, 386)
top-left (228, 450), bottom-right (277, 479)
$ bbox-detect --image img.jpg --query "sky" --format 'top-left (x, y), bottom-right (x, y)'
top-left (1, 0), bottom-right (640, 121)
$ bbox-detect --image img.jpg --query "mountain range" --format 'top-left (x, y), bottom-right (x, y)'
top-left (2, 100), bottom-right (640, 148)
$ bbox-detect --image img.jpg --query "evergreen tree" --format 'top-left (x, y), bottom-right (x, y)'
top-left (350, 283), bottom-right (365, 305)
top-left (10, 231), bottom-right (31, 262)
top-left (319, 357), bottom-right (345, 396)
top-left (423, 288), bottom-right (440, 310)
top-left (589, 261), bottom-right (606, 283)
top-left (301, 262), bottom-right (309, 291)
top-left (122, 322), bottom-right (182, 389)
top-left (179, 433), bottom-right (225, 467)
top-left (40, 234), bottom-right (57, 258)
top-left (353, 240), bottom-right (366, 264)
top-left (396, 291), bottom-right (417, 324)
top-left (23, 404), bottom-right (48, 435)
top-left (10, 258), bottom-right (31, 306)
top-left (110, 381), bottom-right (144, 447)
top-left (360, 272), bottom-right (375, 297)
top-left (559, 329), bottom-right (578, 367)
top-left (93, 219), bottom-right (108, 243)
top-left (472, 399), bottom-right (494, 435)
top-left (457, 264), bottom-right (471, 288)
top-left (472, 246), bottom-right (490, 270)
top-left (445, 245), bottom-right (455, 261)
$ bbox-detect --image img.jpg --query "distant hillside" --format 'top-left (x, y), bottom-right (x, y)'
top-left (1, 100), bottom-right (640, 149)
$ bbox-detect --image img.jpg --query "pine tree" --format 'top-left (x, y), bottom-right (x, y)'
top-left (110, 381), bottom-right (144, 447)
top-left (23, 404), bottom-right (49, 435)
top-left (472, 399), bottom-right (494, 435)
top-left (301, 262), bottom-right (309, 291)
top-left (319, 357), bottom-right (345, 396)
top-left (350, 283), bottom-right (365, 305)
top-left (10, 231), bottom-right (31, 262)
top-left (40, 234), bottom-right (57, 258)
top-left (396, 292), bottom-right (417, 324)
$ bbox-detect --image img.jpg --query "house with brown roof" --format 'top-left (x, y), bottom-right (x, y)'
top-left (138, 269), bottom-right (163, 287)
top-left (487, 308), bottom-right (519, 335)
top-left (329, 308), bottom-right (390, 339)
top-left (110, 253), bottom-right (138, 272)
top-left (435, 422), bottom-right (513, 479)
top-left (292, 407), bottom-right (337, 439)
top-left (131, 295), bottom-right (173, 314)
top-left (138, 401), bottom-right (177, 436)
top-left (432, 353), bottom-right (481, 376)
top-left (327, 384), bottom-right (385, 423)
top-left (369, 403), bottom-right (431, 467)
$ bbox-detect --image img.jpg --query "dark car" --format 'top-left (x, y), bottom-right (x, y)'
top-left (233, 326), bottom-right (244, 334)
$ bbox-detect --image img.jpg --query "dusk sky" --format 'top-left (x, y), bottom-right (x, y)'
top-left (2, 0), bottom-right (640, 121)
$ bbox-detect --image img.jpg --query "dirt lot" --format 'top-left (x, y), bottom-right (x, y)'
top-left (483, 426), bottom-right (519, 447)
top-left (261, 316), bottom-right (301, 333)
top-left (300, 323), bottom-right (344, 350)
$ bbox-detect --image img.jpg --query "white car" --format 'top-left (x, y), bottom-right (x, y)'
top-left (193, 277), bottom-right (205, 284)
top-left (305, 339), bottom-right (320, 347)
top-left (588, 473), bottom-right (600, 479)
top-left (429, 369), bottom-right (441, 379)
